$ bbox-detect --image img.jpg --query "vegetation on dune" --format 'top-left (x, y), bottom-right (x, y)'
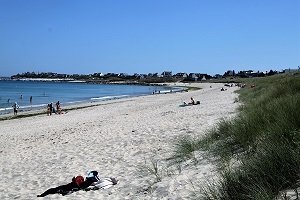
top-left (169, 72), bottom-right (300, 199)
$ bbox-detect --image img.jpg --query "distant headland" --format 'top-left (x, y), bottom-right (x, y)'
top-left (3, 68), bottom-right (299, 83)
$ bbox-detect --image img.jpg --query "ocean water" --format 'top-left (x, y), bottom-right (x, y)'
top-left (0, 80), bottom-right (176, 114)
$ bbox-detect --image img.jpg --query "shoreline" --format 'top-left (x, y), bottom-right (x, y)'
top-left (0, 81), bottom-right (186, 119)
top-left (0, 82), bottom-right (239, 199)
top-left (0, 84), bottom-right (190, 121)
top-left (0, 96), bottom-right (140, 121)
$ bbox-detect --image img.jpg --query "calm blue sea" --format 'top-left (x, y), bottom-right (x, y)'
top-left (0, 80), bottom-right (176, 114)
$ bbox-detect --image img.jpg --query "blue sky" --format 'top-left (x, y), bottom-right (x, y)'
top-left (0, 0), bottom-right (299, 76)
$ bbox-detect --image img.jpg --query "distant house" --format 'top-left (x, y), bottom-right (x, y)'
top-left (139, 74), bottom-right (147, 79)
top-left (189, 73), bottom-right (198, 81)
top-left (133, 73), bottom-right (146, 79)
top-left (225, 70), bottom-right (235, 76)
top-left (174, 73), bottom-right (188, 78)
top-left (186, 73), bottom-right (212, 81)
top-left (236, 70), bottom-right (264, 78)
top-left (244, 70), bottom-right (260, 77)
top-left (118, 73), bottom-right (128, 77)
top-left (161, 71), bottom-right (172, 77)
top-left (284, 68), bottom-right (299, 73)
top-left (72, 74), bottom-right (80, 78)
top-left (105, 73), bottom-right (118, 77)
top-left (244, 70), bottom-right (253, 75)
top-left (53, 73), bottom-right (68, 78)
top-left (152, 73), bottom-right (159, 77)
top-left (214, 74), bottom-right (222, 79)
top-left (133, 73), bottom-right (140, 78)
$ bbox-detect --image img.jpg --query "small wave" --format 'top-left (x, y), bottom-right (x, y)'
top-left (91, 95), bottom-right (129, 101)
top-left (155, 90), bottom-right (173, 94)
top-left (19, 104), bottom-right (48, 109)
top-left (0, 107), bottom-right (13, 111)
top-left (0, 104), bottom-right (48, 112)
top-left (68, 80), bottom-right (86, 83)
top-left (154, 88), bottom-right (183, 94)
top-left (65, 100), bottom-right (85, 104)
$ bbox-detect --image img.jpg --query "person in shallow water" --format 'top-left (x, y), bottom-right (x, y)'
top-left (37, 171), bottom-right (100, 197)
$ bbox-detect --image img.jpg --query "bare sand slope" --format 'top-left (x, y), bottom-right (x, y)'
top-left (0, 83), bottom-right (239, 200)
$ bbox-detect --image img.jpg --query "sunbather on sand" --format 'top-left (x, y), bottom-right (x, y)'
top-left (37, 175), bottom-right (85, 197)
top-left (183, 97), bottom-right (200, 105)
top-left (190, 97), bottom-right (195, 105)
top-left (37, 171), bottom-right (100, 197)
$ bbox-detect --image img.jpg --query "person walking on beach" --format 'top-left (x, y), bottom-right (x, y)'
top-left (12, 102), bottom-right (19, 115)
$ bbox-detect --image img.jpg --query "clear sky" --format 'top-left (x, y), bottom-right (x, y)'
top-left (0, 0), bottom-right (299, 76)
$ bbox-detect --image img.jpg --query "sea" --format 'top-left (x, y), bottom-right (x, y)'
top-left (0, 80), bottom-right (178, 115)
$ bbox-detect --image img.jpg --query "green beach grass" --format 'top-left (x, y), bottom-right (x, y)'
top-left (169, 72), bottom-right (300, 199)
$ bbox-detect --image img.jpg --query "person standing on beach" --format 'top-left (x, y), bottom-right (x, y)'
top-left (12, 102), bottom-right (19, 115)
top-left (56, 101), bottom-right (61, 114)
top-left (47, 103), bottom-right (53, 116)
top-left (30, 96), bottom-right (32, 103)
top-left (50, 103), bottom-right (53, 115)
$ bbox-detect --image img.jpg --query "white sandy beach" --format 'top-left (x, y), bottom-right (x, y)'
top-left (0, 83), bottom-right (239, 200)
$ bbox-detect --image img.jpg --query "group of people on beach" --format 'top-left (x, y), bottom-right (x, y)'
top-left (183, 97), bottom-right (200, 106)
top-left (8, 97), bottom-right (63, 116)
top-left (47, 101), bottom-right (62, 115)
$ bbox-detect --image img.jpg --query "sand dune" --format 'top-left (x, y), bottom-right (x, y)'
top-left (0, 83), bottom-right (239, 199)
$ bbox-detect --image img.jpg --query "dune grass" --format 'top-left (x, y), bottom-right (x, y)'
top-left (167, 136), bottom-right (199, 166)
top-left (169, 72), bottom-right (300, 199)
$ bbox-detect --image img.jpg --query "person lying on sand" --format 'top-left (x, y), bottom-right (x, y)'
top-left (37, 175), bottom-right (85, 197)
top-left (37, 171), bottom-right (100, 197)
